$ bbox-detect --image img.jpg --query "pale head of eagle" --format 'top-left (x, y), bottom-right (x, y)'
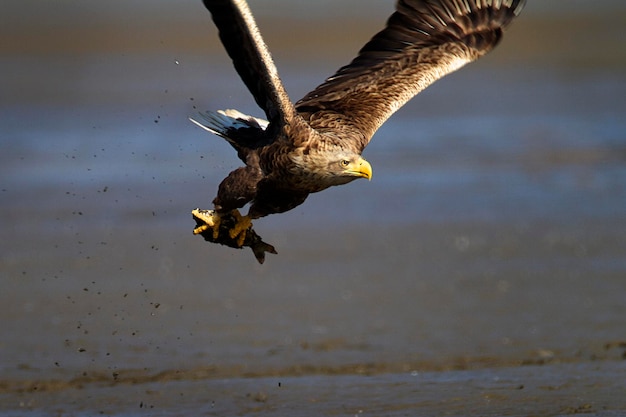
top-left (289, 146), bottom-right (372, 192)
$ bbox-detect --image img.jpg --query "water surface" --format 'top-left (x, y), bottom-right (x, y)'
top-left (1, 2), bottom-right (625, 416)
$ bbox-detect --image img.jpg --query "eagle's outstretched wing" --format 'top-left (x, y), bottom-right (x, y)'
top-left (202, 0), bottom-right (297, 127)
top-left (295, 0), bottom-right (526, 152)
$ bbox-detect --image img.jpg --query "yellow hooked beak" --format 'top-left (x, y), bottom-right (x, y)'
top-left (346, 157), bottom-right (372, 180)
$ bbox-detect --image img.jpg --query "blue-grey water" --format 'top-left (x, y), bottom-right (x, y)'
top-left (1, 2), bottom-right (625, 416)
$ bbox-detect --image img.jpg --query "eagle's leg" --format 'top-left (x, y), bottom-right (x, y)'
top-left (227, 209), bottom-right (253, 247)
top-left (192, 208), bottom-right (252, 247)
top-left (192, 209), bottom-right (221, 239)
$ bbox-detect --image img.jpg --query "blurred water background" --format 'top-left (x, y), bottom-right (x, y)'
top-left (1, 1), bottom-right (625, 415)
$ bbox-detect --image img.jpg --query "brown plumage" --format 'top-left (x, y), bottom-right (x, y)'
top-left (190, 0), bottom-right (525, 260)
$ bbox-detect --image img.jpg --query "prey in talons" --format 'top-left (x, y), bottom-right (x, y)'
top-left (192, 208), bottom-right (277, 264)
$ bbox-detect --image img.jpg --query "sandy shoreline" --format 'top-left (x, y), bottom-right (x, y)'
top-left (3, 361), bottom-right (625, 416)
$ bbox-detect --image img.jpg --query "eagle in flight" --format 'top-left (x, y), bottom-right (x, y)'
top-left (190, 0), bottom-right (526, 263)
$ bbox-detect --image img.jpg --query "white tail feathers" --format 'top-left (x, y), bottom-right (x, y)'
top-left (189, 109), bottom-right (269, 140)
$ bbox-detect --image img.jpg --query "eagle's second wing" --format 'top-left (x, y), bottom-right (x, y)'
top-left (203, 0), bottom-right (297, 127)
top-left (295, 0), bottom-right (525, 152)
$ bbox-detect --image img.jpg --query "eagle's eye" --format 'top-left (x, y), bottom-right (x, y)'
top-left (339, 159), bottom-right (350, 168)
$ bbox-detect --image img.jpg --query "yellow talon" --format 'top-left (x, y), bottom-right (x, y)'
top-left (192, 208), bottom-right (253, 247)
top-left (193, 223), bottom-right (209, 234)
top-left (228, 210), bottom-right (253, 246)
top-left (191, 208), bottom-right (221, 239)
top-left (210, 216), bottom-right (221, 239)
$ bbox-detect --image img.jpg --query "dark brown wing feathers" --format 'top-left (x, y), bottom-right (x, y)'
top-left (202, 0), bottom-right (296, 126)
top-left (296, 0), bottom-right (525, 150)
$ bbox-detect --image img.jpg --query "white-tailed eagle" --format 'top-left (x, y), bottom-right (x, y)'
top-left (190, 0), bottom-right (526, 262)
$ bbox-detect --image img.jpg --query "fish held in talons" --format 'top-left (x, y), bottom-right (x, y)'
top-left (191, 208), bottom-right (277, 264)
